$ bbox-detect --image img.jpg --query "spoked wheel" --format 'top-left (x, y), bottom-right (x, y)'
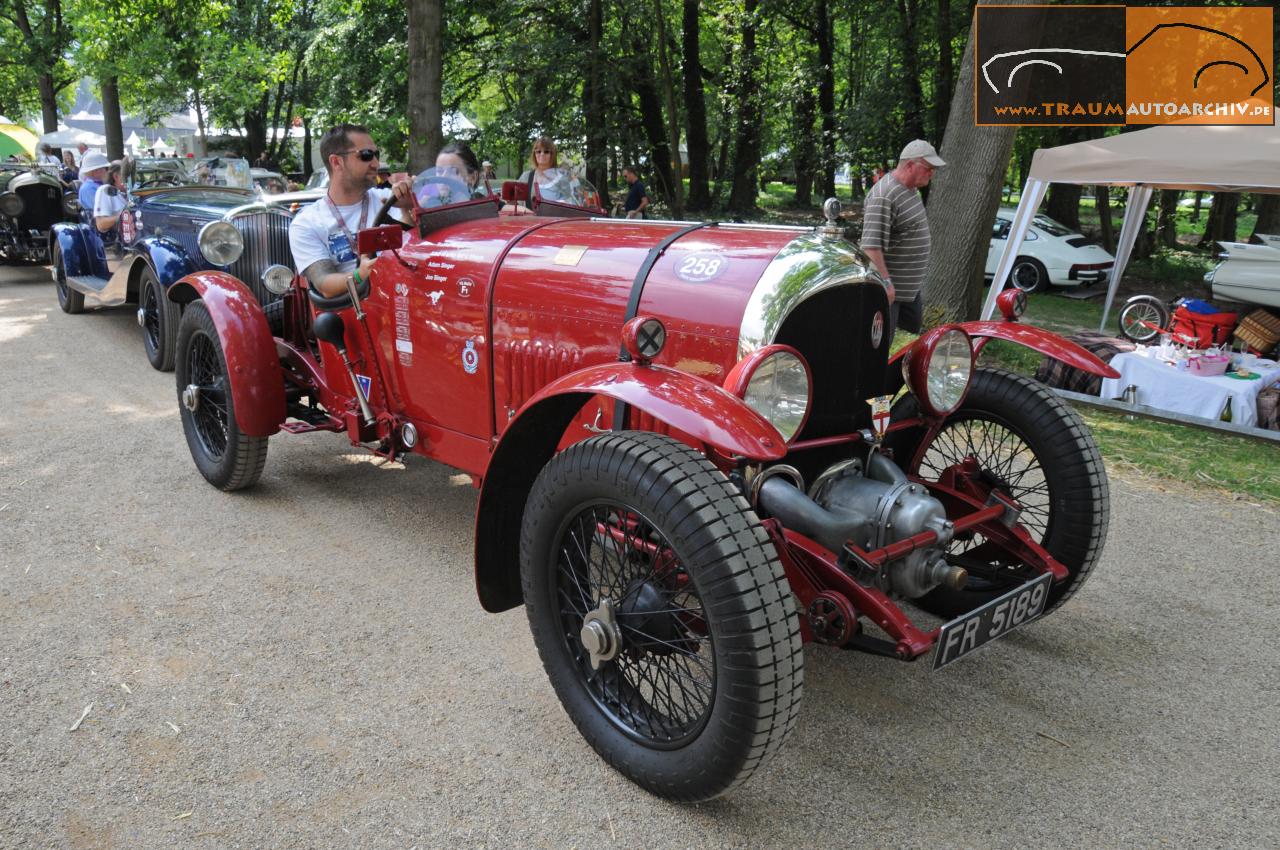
top-left (139, 266), bottom-right (179, 371)
top-left (521, 432), bottom-right (803, 801)
top-left (1118, 295), bottom-right (1169, 344)
top-left (52, 242), bottom-right (84, 314)
top-left (885, 368), bottom-right (1109, 619)
top-left (175, 302), bottom-right (267, 490)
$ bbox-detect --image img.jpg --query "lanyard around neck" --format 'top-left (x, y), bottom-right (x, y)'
top-left (325, 192), bottom-right (369, 251)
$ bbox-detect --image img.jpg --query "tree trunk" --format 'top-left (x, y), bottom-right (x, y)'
top-left (193, 84), bottom-right (208, 157)
top-left (1191, 191), bottom-right (1203, 221)
top-left (934, 0), bottom-right (954, 140)
top-left (407, 0), bottom-right (444, 172)
top-left (37, 75), bottom-right (60, 135)
top-left (1157, 190), bottom-right (1180, 248)
top-left (921, 0), bottom-right (1034, 325)
top-left (584, 0), bottom-right (609, 206)
top-left (652, 0), bottom-right (683, 219)
top-left (1097, 187), bottom-right (1114, 253)
top-left (815, 0), bottom-right (836, 198)
top-left (1045, 184), bottom-right (1081, 231)
top-left (894, 0), bottom-right (925, 142)
top-left (100, 77), bottom-right (124, 160)
top-left (726, 0), bottom-right (762, 213)
top-left (792, 86), bottom-right (817, 208)
top-left (1250, 194), bottom-right (1280, 243)
top-left (682, 0), bottom-right (711, 211)
top-left (633, 60), bottom-right (676, 207)
top-left (1198, 192), bottom-right (1239, 248)
top-left (302, 114), bottom-right (313, 179)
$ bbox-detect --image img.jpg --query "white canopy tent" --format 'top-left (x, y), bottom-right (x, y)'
top-left (981, 122), bottom-right (1280, 331)
top-left (37, 125), bottom-right (106, 148)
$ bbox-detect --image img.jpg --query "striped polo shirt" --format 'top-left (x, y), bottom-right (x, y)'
top-left (860, 173), bottom-right (931, 300)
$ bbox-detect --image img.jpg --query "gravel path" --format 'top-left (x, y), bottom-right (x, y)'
top-left (1, 263), bottom-right (1277, 849)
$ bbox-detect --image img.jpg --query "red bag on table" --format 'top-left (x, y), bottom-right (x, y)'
top-left (1170, 305), bottom-right (1237, 349)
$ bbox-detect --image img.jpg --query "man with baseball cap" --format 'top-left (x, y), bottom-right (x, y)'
top-left (860, 138), bottom-right (945, 335)
top-left (77, 151), bottom-right (111, 215)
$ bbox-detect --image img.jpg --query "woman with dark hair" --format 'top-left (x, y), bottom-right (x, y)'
top-left (435, 141), bottom-right (488, 195)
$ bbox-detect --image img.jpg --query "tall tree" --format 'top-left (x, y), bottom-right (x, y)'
top-left (1251, 195), bottom-right (1279, 243)
top-left (921, 0), bottom-right (1033, 324)
top-left (4, 0), bottom-right (74, 132)
top-left (726, 0), bottom-right (762, 213)
top-left (681, 0), bottom-right (710, 210)
top-left (894, 0), bottom-right (924, 142)
top-left (652, 0), bottom-right (683, 218)
top-left (814, 0), bottom-right (835, 198)
top-left (933, 0), bottom-right (953, 138)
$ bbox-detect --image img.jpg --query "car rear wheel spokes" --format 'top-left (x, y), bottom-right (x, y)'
top-left (556, 503), bottom-right (715, 747)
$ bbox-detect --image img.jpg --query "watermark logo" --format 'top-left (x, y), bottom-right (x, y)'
top-left (975, 5), bottom-right (1272, 126)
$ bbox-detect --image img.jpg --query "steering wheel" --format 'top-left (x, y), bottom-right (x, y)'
top-left (136, 177), bottom-right (183, 190)
top-left (371, 191), bottom-right (413, 235)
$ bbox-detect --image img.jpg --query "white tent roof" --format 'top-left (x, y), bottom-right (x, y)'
top-left (1028, 122), bottom-right (1280, 192)
top-left (38, 126), bottom-right (106, 148)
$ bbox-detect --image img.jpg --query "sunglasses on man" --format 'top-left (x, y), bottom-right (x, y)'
top-left (340, 148), bottom-right (380, 162)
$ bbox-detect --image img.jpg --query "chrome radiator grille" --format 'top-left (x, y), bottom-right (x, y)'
top-left (228, 209), bottom-right (294, 304)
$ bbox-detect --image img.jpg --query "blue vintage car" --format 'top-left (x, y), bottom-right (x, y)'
top-left (50, 184), bottom-right (295, 371)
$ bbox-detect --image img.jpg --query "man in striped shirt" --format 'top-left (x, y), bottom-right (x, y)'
top-left (860, 139), bottom-right (946, 334)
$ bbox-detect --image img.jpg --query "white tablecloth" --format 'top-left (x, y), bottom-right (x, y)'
top-left (1099, 350), bottom-right (1280, 428)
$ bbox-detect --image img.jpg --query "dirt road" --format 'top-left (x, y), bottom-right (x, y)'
top-left (2, 263), bottom-right (1276, 849)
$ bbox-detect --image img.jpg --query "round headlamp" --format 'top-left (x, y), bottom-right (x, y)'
top-left (724, 344), bottom-right (812, 442)
top-left (261, 264), bottom-right (294, 295)
top-left (62, 194), bottom-right (81, 216)
top-left (0, 192), bottom-right (24, 217)
top-left (198, 220), bottom-right (244, 266)
top-left (902, 326), bottom-right (973, 417)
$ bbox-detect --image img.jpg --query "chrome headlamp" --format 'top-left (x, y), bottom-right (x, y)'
top-left (0, 192), bottom-right (23, 217)
top-left (198, 220), bottom-right (244, 266)
top-left (902, 326), bottom-right (973, 417)
top-left (725, 344), bottom-right (812, 442)
top-left (261, 264), bottom-right (294, 295)
top-left (62, 195), bottom-right (81, 216)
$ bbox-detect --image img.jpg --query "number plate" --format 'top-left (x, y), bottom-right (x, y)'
top-left (932, 572), bottom-right (1053, 671)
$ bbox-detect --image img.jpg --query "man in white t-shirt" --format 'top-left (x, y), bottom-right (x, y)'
top-left (289, 123), bottom-right (414, 297)
top-left (92, 161), bottom-right (127, 233)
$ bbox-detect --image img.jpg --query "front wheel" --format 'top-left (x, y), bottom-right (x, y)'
top-left (520, 432), bottom-right (803, 802)
top-left (176, 301), bottom-right (268, 490)
top-left (1117, 295), bottom-right (1168, 344)
top-left (885, 368), bottom-right (1109, 619)
top-left (140, 266), bottom-right (179, 371)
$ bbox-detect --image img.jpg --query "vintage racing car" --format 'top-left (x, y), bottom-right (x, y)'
top-left (167, 169), bottom-right (1118, 801)
top-left (50, 158), bottom-right (294, 371)
top-left (0, 162), bottom-right (79, 264)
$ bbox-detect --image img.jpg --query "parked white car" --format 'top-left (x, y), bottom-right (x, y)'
top-left (1206, 234), bottom-right (1280, 309)
top-left (986, 209), bottom-right (1115, 292)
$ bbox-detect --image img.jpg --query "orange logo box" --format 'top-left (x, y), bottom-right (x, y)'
top-left (1126, 7), bottom-right (1273, 125)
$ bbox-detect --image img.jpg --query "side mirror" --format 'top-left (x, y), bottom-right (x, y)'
top-left (501, 180), bottom-right (528, 203)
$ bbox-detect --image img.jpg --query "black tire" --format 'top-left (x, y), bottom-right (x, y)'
top-left (140, 266), bottom-right (179, 371)
top-left (52, 242), bottom-right (84, 314)
top-left (1009, 256), bottom-right (1049, 293)
top-left (520, 432), bottom-right (803, 802)
top-left (1117, 295), bottom-right (1168, 344)
top-left (885, 368), bottom-right (1108, 619)
top-left (175, 301), bottom-right (268, 491)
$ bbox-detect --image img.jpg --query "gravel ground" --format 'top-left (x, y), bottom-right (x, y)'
top-left (1, 263), bottom-right (1277, 850)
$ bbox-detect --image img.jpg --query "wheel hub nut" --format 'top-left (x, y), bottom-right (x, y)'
top-left (182, 384), bottom-right (200, 412)
top-left (580, 598), bottom-right (622, 670)
top-left (136, 307), bottom-right (146, 328)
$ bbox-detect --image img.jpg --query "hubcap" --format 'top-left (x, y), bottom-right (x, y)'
top-left (136, 307), bottom-right (146, 328)
top-left (182, 383), bottom-right (200, 412)
top-left (579, 598), bottom-right (622, 670)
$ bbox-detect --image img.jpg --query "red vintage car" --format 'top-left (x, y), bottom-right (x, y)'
top-left (168, 169), bottom-right (1118, 801)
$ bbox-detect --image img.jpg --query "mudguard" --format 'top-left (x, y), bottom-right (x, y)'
top-left (167, 270), bottom-right (285, 437)
top-left (50, 222), bottom-right (108, 279)
top-left (473, 361), bottom-right (786, 613)
top-left (889, 321), bottom-right (1120, 379)
top-left (135, 236), bottom-right (195, 287)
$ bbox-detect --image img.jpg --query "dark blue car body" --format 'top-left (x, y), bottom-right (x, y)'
top-left (51, 186), bottom-right (295, 370)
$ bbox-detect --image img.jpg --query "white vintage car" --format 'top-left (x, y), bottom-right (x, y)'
top-left (1207, 234), bottom-right (1280, 309)
top-left (986, 209), bottom-right (1115, 292)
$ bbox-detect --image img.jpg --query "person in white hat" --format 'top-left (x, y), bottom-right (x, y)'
top-left (77, 151), bottom-right (111, 213)
top-left (860, 138), bottom-right (946, 335)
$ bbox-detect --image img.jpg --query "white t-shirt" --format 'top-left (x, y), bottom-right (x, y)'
top-left (288, 187), bottom-right (396, 276)
top-left (92, 184), bottom-right (126, 219)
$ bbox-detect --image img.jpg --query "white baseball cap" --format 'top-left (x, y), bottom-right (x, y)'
top-left (79, 151), bottom-right (110, 177)
top-left (898, 139), bottom-right (946, 167)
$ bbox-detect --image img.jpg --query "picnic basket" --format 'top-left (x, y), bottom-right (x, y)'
top-left (1234, 308), bottom-right (1280, 355)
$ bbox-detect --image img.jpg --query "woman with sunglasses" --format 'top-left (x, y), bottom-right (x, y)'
top-left (517, 136), bottom-right (570, 202)
top-left (289, 123), bottom-right (415, 298)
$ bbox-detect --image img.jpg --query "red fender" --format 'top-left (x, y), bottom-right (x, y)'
top-left (519, 361), bottom-right (788, 461)
top-left (889, 321), bottom-right (1120, 380)
top-left (168, 271), bottom-right (285, 437)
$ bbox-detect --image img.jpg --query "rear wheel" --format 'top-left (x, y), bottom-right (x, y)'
top-left (140, 266), bottom-right (179, 371)
top-left (885, 368), bottom-right (1108, 619)
top-left (52, 242), bottom-right (84, 314)
top-left (1009, 256), bottom-right (1049, 293)
top-left (1118, 295), bottom-right (1168, 344)
top-left (520, 432), bottom-right (803, 801)
top-left (176, 301), bottom-right (268, 491)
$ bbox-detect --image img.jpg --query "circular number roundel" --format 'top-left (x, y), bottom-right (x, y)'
top-left (674, 251), bottom-right (728, 283)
